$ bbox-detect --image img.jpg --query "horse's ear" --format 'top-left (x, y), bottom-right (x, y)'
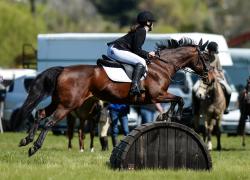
top-left (198, 39), bottom-right (203, 46)
top-left (200, 40), bottom-right (209, 51)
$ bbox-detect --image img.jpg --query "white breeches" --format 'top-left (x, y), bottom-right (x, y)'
top-left (107, 45), bottom-right (146, 67)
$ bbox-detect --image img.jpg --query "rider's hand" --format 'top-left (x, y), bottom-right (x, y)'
top-left (148, 51), bottom-right (156, 57)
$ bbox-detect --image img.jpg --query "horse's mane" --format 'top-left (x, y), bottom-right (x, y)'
top-left (156, 37), bottom-right (197, 51)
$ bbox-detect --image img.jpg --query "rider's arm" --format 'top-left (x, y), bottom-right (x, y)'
top-left (132, 28), bottom-right (149, 59)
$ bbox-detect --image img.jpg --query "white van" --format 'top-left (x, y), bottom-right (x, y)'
top-left (225, 48), bottom-right (250, 90)
top-left (0, 69), bottom-right (37, 130)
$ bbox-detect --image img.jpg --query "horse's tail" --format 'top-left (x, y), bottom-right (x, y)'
top-left (12, 66), bottom-right (64, 130)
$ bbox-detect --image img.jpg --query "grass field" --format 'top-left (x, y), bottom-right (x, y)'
top-left (0, 131), bottom-right (250, 180)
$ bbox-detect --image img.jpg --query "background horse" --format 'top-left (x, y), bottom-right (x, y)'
top-left (17, 38), bottom-right (211, 156)
top-left (67, 97), bottom-right (101, 152)
top-left (237, 78), bottom-right (250, 146)
top-left (193, 70), bottom-right (226, 150)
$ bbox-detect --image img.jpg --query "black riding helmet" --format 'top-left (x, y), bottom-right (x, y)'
top-left (137, 11), bottom-right (156, 26)
top-left (207, 41), bottom-right (219, 54)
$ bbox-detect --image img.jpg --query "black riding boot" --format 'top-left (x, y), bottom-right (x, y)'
top-left (220, 84), bottom-right (231, 114)
top-left (130, 63), bottom-right (146, 96)
top-left (224, 93), bottom-right (231, 114)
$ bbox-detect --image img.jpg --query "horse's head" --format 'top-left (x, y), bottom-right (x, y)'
top-left (155, 38), bottom-right (212, 83)
top-left (187, 39), bottom-right (212, 84)
top-left (195, 69), bottom-right (217, 100)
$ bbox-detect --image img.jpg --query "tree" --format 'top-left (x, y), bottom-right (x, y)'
top-left (138, 0), bottom-right (210, 33)
top-left (92, 0), bottom-right (140, 27)
top-left (40, 0), bottom-right (119, 33)
top-left (0, 1), bottom-right (46, 67)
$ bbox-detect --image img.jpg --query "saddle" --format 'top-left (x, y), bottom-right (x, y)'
top-left (97, 55), bottom-right (146, 82)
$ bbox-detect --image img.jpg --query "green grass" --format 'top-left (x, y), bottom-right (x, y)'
top-left (0, 132), bottom-right (250, 180)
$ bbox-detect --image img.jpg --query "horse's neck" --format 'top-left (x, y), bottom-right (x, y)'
top-left (148, 58), bottom-right (176, 84)
top-left (159, 48), bottom-right (195, 69)
top-left (212, 81), bottom-right (226, 106)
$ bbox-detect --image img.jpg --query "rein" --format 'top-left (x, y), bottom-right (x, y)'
top-left (154, 49), bottom-right (208, 81)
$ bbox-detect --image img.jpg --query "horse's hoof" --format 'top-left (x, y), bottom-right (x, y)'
top-left (90, 148), bottom-right (94, 152)
top-left (207, 141), bottom-right (212, 151)
top-left (176, 115), bottom-right (181, 121)
top-left (19, 138), bottom-right (27, 147)
top-left (166, 116), bottom-right (173, 122)
top-left (216, 146), bottom-right (221, 151)
top-left (28, 147), bottom-right (37, 157)
top-left (156, 114), bottom-right (163, 121)
top-left (80, 149), bottom-right (84, 153)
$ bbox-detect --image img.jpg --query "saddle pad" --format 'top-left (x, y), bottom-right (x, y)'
top-left (102, 66), bottom-right (146, 83)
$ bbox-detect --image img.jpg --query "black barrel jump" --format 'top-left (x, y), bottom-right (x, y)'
top-left (110, 122), bottom-right (212, 170)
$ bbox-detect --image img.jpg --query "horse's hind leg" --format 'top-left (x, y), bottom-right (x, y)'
top-left (19, 102), bottom-right (57, 147)
top-left (242, 132), bottom-right (246, 147)
top-left (78, 119), bottom-right (85, 152)
top-left (89, 119), bottom-right (95, 152)
top-left (28, 107), bottom-right (70, 157)
top-left (67, 113), bottom-right (75, 150)
top-left (19, 113), bottom-right (41, 147)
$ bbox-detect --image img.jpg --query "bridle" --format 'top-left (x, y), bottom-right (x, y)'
top-left (155, 47), bottom-right (210, 80)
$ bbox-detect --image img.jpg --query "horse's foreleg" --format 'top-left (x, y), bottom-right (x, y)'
top-left (163, 102), bottom-right (177, 122)
top-left (216, 115), bottom-right (222, 151)
top-left (206, 118), bottom-right (214, 151)
top-left (28, 108), bottom-right (70, 157)
top-left (89, 119), bottom-right (95, 152)
top-left (154, 92), bottom-right (184, 121)
top-left (175, 97), bottom-right (184, 120)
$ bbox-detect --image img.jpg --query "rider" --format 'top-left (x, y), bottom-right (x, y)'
top-left (107, 11), bottom-right (156, 96)
top-left (207, 41), bottom-right (232, 114)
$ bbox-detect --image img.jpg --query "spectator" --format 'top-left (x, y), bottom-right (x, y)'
top-left (0, 76), bottom-right (6, 133)
top-left (139, 103), bottom-right (164, 124)
top-left (108, 103), bottom-right (130, 147)
top-left (207, 41), bottom-right (232, 114)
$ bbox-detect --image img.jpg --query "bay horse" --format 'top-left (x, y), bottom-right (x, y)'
top-left (18, 38), bottom-right (211, 156)
top-left (67, 97), bottom-right (101, 152)
top-left (237, 77), bottom-right (250, 146)
top-left (193, 69), bottom-right (226, 150)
